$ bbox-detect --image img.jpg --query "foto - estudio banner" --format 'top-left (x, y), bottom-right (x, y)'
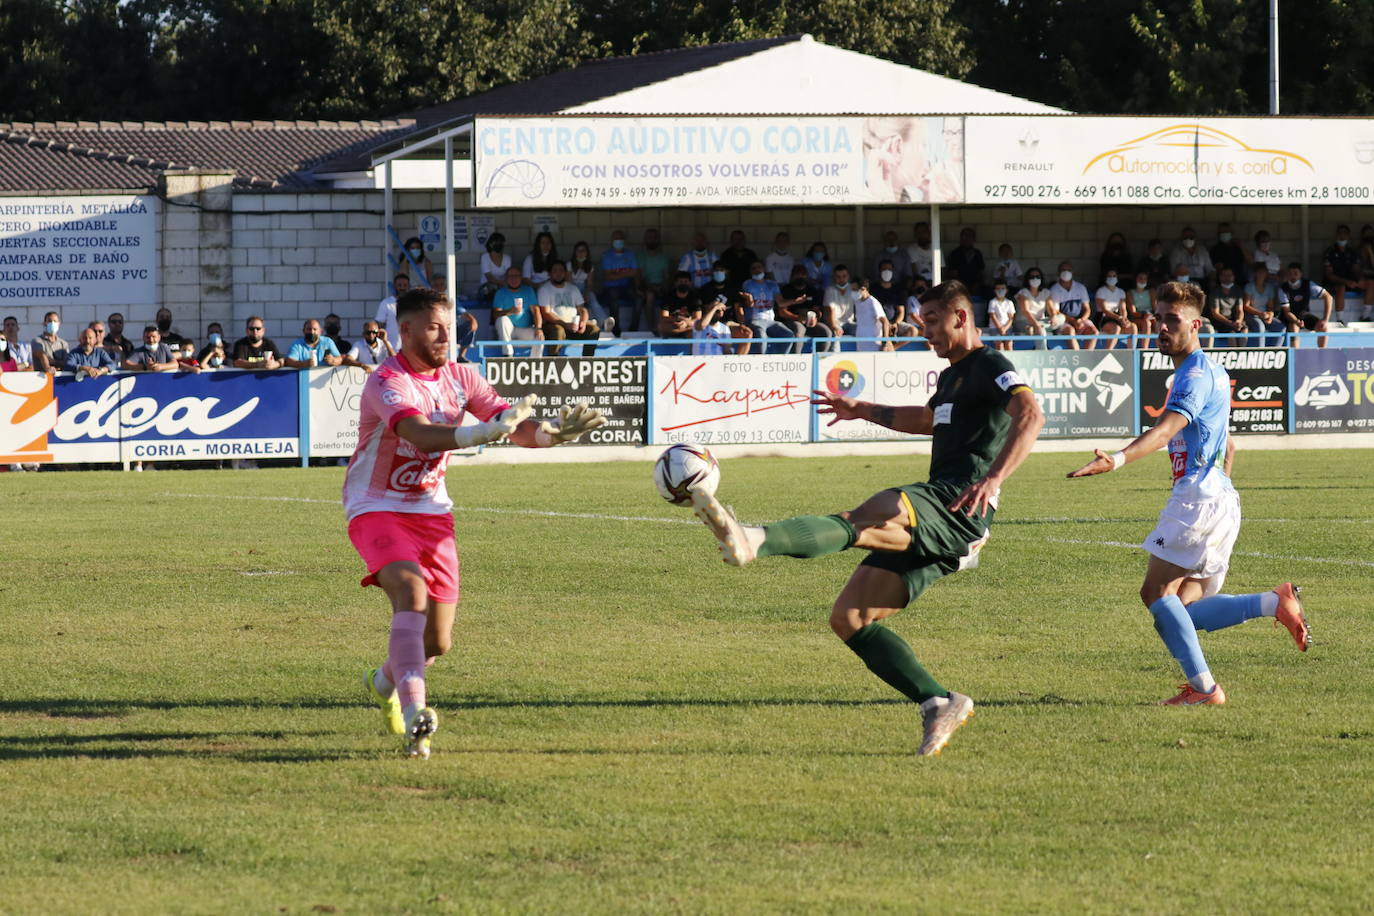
top-left (1139, 348), bottom-right (1288, 434)
top-left (485, 357), bottom-right (647, 446)
top-left (1292, 348), bottom-right (1374, 432)
top-left (651, 354), bottom-right (810, 445)
top-left (1007, 349), bottom-right (1136, 438)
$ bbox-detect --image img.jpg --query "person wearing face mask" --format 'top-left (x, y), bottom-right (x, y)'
top-left (1241, 262), bottom-right (1286, 345)
top-left (986, 281), bottom-right (1015, 351)
top-left (1210, 223), bottom-right (1251, 285)
top-left (658, 271), bottom-right (701, 354)
top-left (1126, 271), bottom-right (1158, 339)
top-left (598, 230), bottom-right (640, 335)
top-left (778, 264), bottom-right (833, 353)
top-left (696, 259), bottom-right (739, 314)
top-left (1013, 269), bottom-right (1053, 346)
top-left (805, 241), bottom-right (834, 289)
top-left (1322, 224), bottom-right (1362, 320)
top-left (765, 231), bottom-right (795, 284)
top-left (323, 313), bottom-right (349, 354)
top-left (871, 258), bottom-right (919, 348)
top-left (823, 264), bottom-right (863, 338)
top-left (400, 235), bottom-right (434, 287)
top-left (153, 307), bottom-right (185, 347)
top-left (30, 311), bottom-right (70, 373)
top-left (479, 233), bottom-right (511, 302)
top-left (1278, 262), bottom-right (1334, 347)
top-left (1251, 230), bottom-right (1281, 275)
top-left (1048, 262), bottom-right (1096, 349)
top-left (676, 232), bottom-right (717, 289)
top-left (284, 319), bottom-right (344, 369)
top-left (0, 332), bottom-right (16, 372)
top-left (739, 259), bottom-right (797, 354)
top-left (1206, 267), bottom-right (1247, 346)
top-left (1093, 270), bottom-right (1133, 349)
top-left (197, 322), bottom-right (228, 370)
top-left (175, 339), bottom-right (202, 373)
top-left (869, 229), bottom-right (911, 286)
top-left (1359, 225), bottom-right (1374, 320)
top-left (1169, 227), bottom-right (1215, 291)
top-left (123, 325), bottom-right (179, 372)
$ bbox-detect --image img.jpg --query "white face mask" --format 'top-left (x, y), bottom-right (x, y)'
top-left (1136, 281), bottom-right (1148, 290)
top-left (880, 269), bottom-right (893, 282)
top-left (1219, 232), bottom-right (1233, 243)
top-left (1337, 238), bottom-right (1349, 247)
top-left (751, 272), bottom-right (765, 282)
top-left (1059, 271), bottom-right (1073, 283)
top-left (1177, 274), bottom-right (1191, 283)
top-left (1105, 277), bottom-right (1118, 287)
top-left (1028, 277), bottom-right (1042, 289)
top-left (993, 288), bottom-right (1007, 299)
top-left (1182, 238), bottom-right (1196, 249)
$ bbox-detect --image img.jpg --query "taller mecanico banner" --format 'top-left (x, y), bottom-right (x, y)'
top-left (473, 116), bottom-right (965, 208)
top-left (964, 117), bottom-right (1374, 205)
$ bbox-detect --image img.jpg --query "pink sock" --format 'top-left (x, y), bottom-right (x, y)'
top-left (385, 612), bottom-right (428, 714)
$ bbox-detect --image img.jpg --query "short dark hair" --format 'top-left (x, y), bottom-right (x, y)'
top-left (143, 325), bottom-right (159, 334)
top-left (674, 270), bottom-right (691, 280)
top-left (1157, 281), bottom-right (1205, 314)
top-left (396, 287), bottom-right (450, 320)
top-left (394, 273), bottom-right (409, 283)
top-left (1288, 261), bottom-right (1303, 271)
top-left (923, 279), bottom-right (974, 313)
top-left (832, 263), bottom-right (850, 274)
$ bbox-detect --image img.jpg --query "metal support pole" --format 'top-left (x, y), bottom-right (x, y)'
top-left (930, 205), bottom-right (942, 284)
top-left (1268, 0), bottom-right (1280, 115)
top-left (383, 161), bottom-right (394, 297)
top-left (444, 138), bottom-right (456, 359)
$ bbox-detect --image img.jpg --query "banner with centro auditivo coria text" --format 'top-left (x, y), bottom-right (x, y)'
top-left (1292, 348), bottom-right (1374, 432)
top-left (652, 354), bottom-right (811, 445)
top-left (0, 195), bottom-right (158, 305)
top-left (1006, 349), bottom-right (1136, 438)
top-left (473, 116), bottom-right (965, 208)
top-left (1139, 348), bottom-right (1288, 434)
top-left (815, 351), bottom-right (944, 441)
top-left (485, 357), bottom-right (647, 446)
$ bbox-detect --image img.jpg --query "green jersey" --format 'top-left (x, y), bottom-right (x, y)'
top-left (926, 346), bottom-right (1030, 484)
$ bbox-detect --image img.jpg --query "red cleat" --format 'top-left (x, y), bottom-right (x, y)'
top-left (1273, 583), bottom-right (1311, 652)
top-left (1159, 683), bottom-right (1227, 706)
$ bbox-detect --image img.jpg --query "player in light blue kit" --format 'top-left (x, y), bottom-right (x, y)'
top-left (1069, 281), bottom-right (1309, 705)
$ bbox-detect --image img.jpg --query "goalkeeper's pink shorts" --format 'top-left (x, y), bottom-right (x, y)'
top-left (348, 511), bottom-right (459, 604)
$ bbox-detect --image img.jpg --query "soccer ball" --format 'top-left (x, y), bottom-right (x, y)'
top-left (653, 444), bottom-right (720, 505)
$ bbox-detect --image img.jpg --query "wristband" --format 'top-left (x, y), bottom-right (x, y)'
top-left (1109, 450), bottom-right (1126, 471)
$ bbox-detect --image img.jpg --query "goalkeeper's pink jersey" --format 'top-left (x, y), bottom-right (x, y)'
top-left (342, 353), bottom-right (509, 521)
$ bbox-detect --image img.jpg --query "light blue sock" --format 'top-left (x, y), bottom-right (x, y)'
top-left (1185, 593), bottom-right (1264, 632)
top-left (1149, 595), bottom-right (1210, 680)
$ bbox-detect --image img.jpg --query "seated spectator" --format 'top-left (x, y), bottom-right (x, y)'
top-left (739, 259), bottom-right (797, 354)
top-left (1049, 262), bottom-right (1096, 350)
top-left (693, 295), bottom-right (752, 356)
top-left (1252, 229), bottom-right (1282, 275)
top-left (478, 232), bottom-right (510, 301)
top-left (718, 230), bottom-right (758, 284)
top-left (906, 221), bottom-right (942, 285)
top-left (400, 235), bottom-right (434, 287)
top-left (1207, 267), bottom-right (1247, 346)
top-left (1322, 224), bottom-right (1362, 320)
top-left (1169, 227), bottom-right (1215, 290)
top-left (599, 230), bottom-right (639, 335)
top-left (568, 240), bottom-right (607, 330)
top-left (946, 227), bottom-right (985, 296)
top-left (231, 316), bottom-right (283, 369)
top-left (698, 259), bottom-right (740, 311)
top-left (323, 314), bottom-right (349, 354)
top-left (175, 339), bottom-right (201, 372)
top-left (1126, 271), bottom-right (1158, 338)
top-left (1210, 222), bottom-right (1251, 285)
top-left (0, 332), bottom-right (16, 372)
top-left (154, 307), bottom-right (186, 347)
top-left (1360, 225), bottom-right (1374, 320)
top-left (1013, 268), bottom-right (1052, 343)
top-left (986, 281), bottom-right (1015, 350)
top-left (492, 266), bottom-right (543, 357)
top-left (522, 231), bottom-right (558, 288)
top-left (637, 228), bottom-right (670, 333)
top-left (1243, 262), bottom-right (1287, 346)
top-left (282, 319), bottom-right (343, 368)
top-left (677, 232), bottom-right (717, 289)
top-left (86, 318), bottom-right (109, 354)
top-left (539, 260), bottom-right (599, 357)
top-left (852, 278), bottom-right (892, 352)
top-left (2, 316), bottom-right (32, 369)
top-left (103, 312), bottom-right (135, 359)
top-left (1136, 238), bottom-right (1170, 288)
top-left (902, 276), bottom-right (929, 346)
top-left (991, 243), bottom-right (1024, 291)
top-left (198, 322), bottom-right (229, 369)
top-left (804, 241), bottom-right (834, 289)
top-left (778, 265), bottom-right (833, 353)
top-left (374, 273), bottom-right (410, 343)
top-left (64, 327), bottom-right (117, 378)
top-left (123, 326), bottom-right (179, 372)
top-left (871, 230), bottom-right (911, 285)
top-left (1279, 262), bottom-right (1334, 347)
top-left (1098, 232), bottom-right (1133, 287)
top-left (346, 320), bottom-right (395, 373)
top-left (824, 264), bottom-right (863, 338)
top-left (658, 271), bottom-right (700, 354)
top-left (1093, 270), bottom-right (1133, 348)
top-left (30, 311), bottom-right (70, 373)
top-left (872, 259), bottom-right (919, 347)
top-left (764, 231), bottom-right (794, 285)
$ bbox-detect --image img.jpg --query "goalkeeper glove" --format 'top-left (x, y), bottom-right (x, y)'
top-left (452, 394), bottom-right (537, 448)
top-left (534, 401), bottom-right (607, 446)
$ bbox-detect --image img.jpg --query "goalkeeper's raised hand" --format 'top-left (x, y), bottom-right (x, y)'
top-left (534, 401), bottom-right (607, 446)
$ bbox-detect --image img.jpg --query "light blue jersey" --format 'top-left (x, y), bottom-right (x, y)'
top-left (1163, 348), bottom-right (1231, 497)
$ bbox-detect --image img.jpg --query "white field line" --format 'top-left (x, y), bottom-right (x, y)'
top-left (170, 493), bottom-right (1372, 568)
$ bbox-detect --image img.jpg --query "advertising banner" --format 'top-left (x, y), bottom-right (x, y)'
top-left (473, 116), bottom-right (964, 208)
top-left (45, 369), bottom-right (300, 462)
top-left (815, 351), bottom-right (944, 441)
top-left (1292, 348), bottom-right (1374, 432)
top-left (307, 366), bottom-right (369, 456)
top-left (0, 371), bottom-right (58, 463)
top-left (1007, 349), bottom-right (1136, 437)
top-left (652, 354), bottom-right (810, 445)
top-left (1139, 348), bottom-right (1288, 434)
top-left (485, 357), bottom-right (647, 446)
top-left (965, 117), bottom-right (1374, 205)
top-left (0, 195), bottom-right (158, 305)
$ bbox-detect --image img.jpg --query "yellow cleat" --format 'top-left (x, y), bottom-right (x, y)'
top-left (363, 667), bottom-right (404, 735)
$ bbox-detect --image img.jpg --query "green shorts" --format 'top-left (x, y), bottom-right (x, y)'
top-left (860, 479), bottom-right (993, 605)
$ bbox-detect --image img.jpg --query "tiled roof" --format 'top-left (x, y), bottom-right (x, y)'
top-left (0, 120), bottom-right (416, 192)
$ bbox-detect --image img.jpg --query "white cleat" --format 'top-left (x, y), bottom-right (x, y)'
top-left (918, 692), bottom-right (975, 757)
top-left (404, 706), bottom-right (439, 760)
top-left (690, 490), bottom-right (759, 567)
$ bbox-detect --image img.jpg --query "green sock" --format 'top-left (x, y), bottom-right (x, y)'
top-left (757, 514), bottom-right (856, 559)
top-left (844, 623), bottom-right (947, 703)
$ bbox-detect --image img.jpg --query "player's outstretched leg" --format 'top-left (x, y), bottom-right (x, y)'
top-left (691, 493), bottom-right (857, 567)
top-left (1181, 582), bottom-right (1311, 651)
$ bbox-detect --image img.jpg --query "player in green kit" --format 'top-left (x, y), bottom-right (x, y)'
top-left (691, 281), bottom-right (1045, 755)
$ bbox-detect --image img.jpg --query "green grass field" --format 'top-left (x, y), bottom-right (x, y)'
top-left (1, 449), bottom-right (1371, 914)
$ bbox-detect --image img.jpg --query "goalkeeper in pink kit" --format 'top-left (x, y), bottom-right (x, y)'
top-left (345, 287), bottom-right (606, 758)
